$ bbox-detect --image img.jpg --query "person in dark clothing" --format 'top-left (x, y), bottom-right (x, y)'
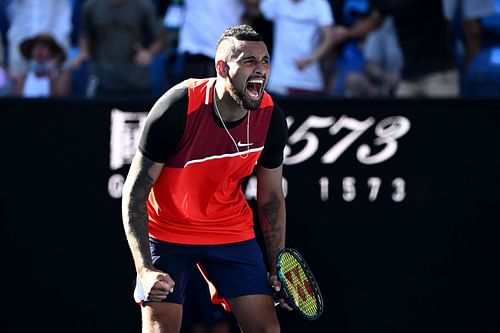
top-left (333, 0), bottom-right (459, 97)
top-left (70, 0), bottom-right (164, 98)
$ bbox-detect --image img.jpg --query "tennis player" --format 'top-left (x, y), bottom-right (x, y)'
top-left (122, 24), bottom-right (291, 333)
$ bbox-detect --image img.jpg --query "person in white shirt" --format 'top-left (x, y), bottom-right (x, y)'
top-left (173, 0), bottom-right (246, 82)
top-left (260, 0), bottom-right (335, 96)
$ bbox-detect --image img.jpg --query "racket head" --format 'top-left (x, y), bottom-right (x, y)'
top-left (276, 248), bottom-right (324, 320)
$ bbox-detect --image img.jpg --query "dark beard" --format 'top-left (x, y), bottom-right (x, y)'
top-left (228, 75), bottom-right (261, 110)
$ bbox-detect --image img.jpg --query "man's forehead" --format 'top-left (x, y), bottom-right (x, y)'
top-left (232, 39), bottom-right (269, 58)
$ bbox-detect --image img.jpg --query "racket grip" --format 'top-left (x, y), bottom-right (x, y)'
top-left (273, 290), bottom-right (287, 307)
top-left (273, 293), bottom-right (280, 307)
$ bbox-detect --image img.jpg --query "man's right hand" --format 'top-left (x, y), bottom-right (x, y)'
top-left (140, 267), bottom-right (176, 302)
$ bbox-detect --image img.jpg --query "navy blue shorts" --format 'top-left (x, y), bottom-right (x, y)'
top-left (134, 238), bottom-right (273, 308)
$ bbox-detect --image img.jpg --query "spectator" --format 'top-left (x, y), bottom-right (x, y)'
top-left (13, 33), bottom-right (71, 97)
top-left (342, 17), bottom-right (403, 97)
top-left (259, 0), bottom-right (335, 97)
top-left (149, 0), bottom-right (168, 18)
top-left (160, 0), bottom-right (185, 90)
top-left (240, 0), bottom-right (274, 56)
top-left (442, 0), bottom-right (495, 67)
top-left (363, 17), bottom-right (403, 96)
top-left (333, 0), bottom-right (459, 98)
top-left (325, 0), bottom-right (371, 97)
top-left (172, 0), bottom-right (246, 83)
top-left (70, 0), bottom-right (164, 98)
top-left (5, 0), bottom-right (72, 81)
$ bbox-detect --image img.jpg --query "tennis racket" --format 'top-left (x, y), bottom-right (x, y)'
top-left (275, 248), bottom-right (324, 321)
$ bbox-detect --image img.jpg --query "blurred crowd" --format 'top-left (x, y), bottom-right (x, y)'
top-left (0, 0), bottom-right (499, 99)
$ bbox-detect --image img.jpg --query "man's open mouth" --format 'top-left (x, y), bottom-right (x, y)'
top-left (246, 78), bottom-right (265, 99)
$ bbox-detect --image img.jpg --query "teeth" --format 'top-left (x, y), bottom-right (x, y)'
top-left (247, 78), bottom-right (264, 99)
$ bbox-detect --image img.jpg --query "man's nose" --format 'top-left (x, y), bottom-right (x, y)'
top-left (255, 62), bottom-right (266, 75)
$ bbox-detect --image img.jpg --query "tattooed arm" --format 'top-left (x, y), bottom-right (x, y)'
top-left (122, 151), bottom-right (175, 301)
top-left (256, 164), bottom-right (286, 276)
top-left (256, 164), bottom-right (292, 310)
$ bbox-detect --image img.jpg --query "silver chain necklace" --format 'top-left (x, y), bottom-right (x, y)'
top-left (213, 91), bottom-right (250, 159)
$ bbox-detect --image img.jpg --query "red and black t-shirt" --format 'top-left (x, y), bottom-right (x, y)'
top-left (139, 78), bottom-right (288, 245)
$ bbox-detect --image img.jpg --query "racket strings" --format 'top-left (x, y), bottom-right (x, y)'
top-left (279, 253), bottom-right (319, 317)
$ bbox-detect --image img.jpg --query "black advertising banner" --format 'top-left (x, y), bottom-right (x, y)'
top-left (1, 98), bottom-right (499, 332)
top-left (270, 98), bottom-right (500, 332)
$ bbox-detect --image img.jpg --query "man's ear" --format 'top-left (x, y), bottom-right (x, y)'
top-left (216, 60), bottom-right (229, 77)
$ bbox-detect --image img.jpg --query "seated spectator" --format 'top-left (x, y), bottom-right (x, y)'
top-left (13, 33), bottom-right (71, 97)
top-left (70, 0), bottom-right (164, 98)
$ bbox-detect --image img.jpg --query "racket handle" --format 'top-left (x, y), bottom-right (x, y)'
top-left (273, 290), bottom-right (288, 307)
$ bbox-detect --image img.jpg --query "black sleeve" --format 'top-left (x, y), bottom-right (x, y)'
top-left (258, 103), bottom-right (288, 169)
top-left (138, 83), bottom-right (188, 163)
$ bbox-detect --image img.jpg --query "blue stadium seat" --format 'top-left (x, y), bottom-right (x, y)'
top-left (462, 2), bottom-right (500, 97)
top-left (461, 47), bottom-right (500, 97)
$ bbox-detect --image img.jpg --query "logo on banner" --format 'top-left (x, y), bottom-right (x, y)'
top-left (109, 108), bottom-right (148, 170)
top-left (108, 108), bottom-right (148, 198)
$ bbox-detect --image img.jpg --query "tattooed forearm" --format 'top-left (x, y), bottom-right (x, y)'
top-left (122, 156), bottom-right (158, 272)
top-left (259, 193), bottom-right (286, 273)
